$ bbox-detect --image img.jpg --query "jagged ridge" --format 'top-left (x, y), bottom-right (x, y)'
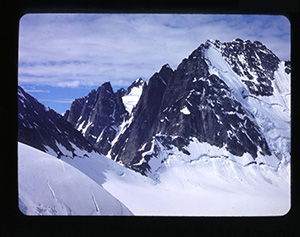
top-left (62, 38), bottom-right (289, 176)
top-left (18, 86), bottom-right (95, 158)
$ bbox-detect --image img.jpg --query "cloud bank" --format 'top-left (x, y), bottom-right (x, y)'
top-left (19, 14), bottom-right (290, 88)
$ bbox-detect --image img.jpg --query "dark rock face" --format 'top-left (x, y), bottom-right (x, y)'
top-left (18, 86), bottom-right (95, 158)
top-left (64, 82), bottom-right (129, 155)
top-left (117, 88), bottom-right (126, 97)
top-left (204, 39), bottom-right (280, 96)
top-left (109, 65), bottom-right (174, 170)
top-left (158, 73), bottom-right (270, 157)
top-left (284, 61), bottom-right (291, 74)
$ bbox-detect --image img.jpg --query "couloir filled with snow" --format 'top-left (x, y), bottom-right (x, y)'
top-left (122, 80), bottom-right (144, 114)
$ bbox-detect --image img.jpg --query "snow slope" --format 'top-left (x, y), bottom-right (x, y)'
top-left (104, 164), bottom-right (290, 216)
top-left (104, 148), bottom-right (290, 216)
top-left (122, 80), bottom-right (144, 114)
top-left (103, 137), bottom-right (290, 216)
top-left (19, 140), bottom-right (290, 216)
top-left (18, 142), bottom-right (133, 216)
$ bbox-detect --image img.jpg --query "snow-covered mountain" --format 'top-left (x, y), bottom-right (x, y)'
top-left (18, 87), bottom-right (135, 215)
top-left (18, 38), bottom-right (290, 216)
top-left (63, 79), bottom-right (145, 156)
top-left (101, 39), bottom-right (290, 178)
top-left (63, 38), bottom-right (290, 179)
top-left (203, 39), bottom-right (290, 164)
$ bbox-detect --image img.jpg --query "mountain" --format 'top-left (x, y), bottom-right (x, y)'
top-left (18, 86), bottom-right (95, 158)
top-left (104, 39), bottom-right (290, 177)
top-left (64, 79), bottom-right (145, 155)
top-left (63, 38), bottom-right (290, 179)
top-left (202, 39), bottom-right (290, 166)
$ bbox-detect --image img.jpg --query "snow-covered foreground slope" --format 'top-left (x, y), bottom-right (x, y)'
top-left (19, 141), bottom-right (289, 216)
top-left (19, 141), bottom-right (290, 216)
top-left (18, 142), bottom-right (133, 215)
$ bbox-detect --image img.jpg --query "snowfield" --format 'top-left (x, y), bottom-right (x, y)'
top-left (103, 141), bottom-right (290, 216)
top-left (18, 142), bottom-right (133, 215)
top-left (19, 141), bottom-right (290, 216)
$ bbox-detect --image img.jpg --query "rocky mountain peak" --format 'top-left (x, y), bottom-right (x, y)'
top-left (63, 81), bottom-right (128, 155)
top-left (176, 49), bottom-right (209, 81)
top-left (202, 38), bottom-right (281, 96)
top-left (18, 37), bottom-right (290, 183)
top-left (97, 81), bottom-right (113, 94)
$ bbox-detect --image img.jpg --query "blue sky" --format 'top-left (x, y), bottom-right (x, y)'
top-left (18, 14), bottom-right (290, 114)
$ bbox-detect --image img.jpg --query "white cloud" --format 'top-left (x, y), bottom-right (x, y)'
top-left (18, 14), bottom-right (290, 88)
top-left (24, 89), bottom-right (50, 93)
top-left (39, 99), bottom-right (74, 103)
